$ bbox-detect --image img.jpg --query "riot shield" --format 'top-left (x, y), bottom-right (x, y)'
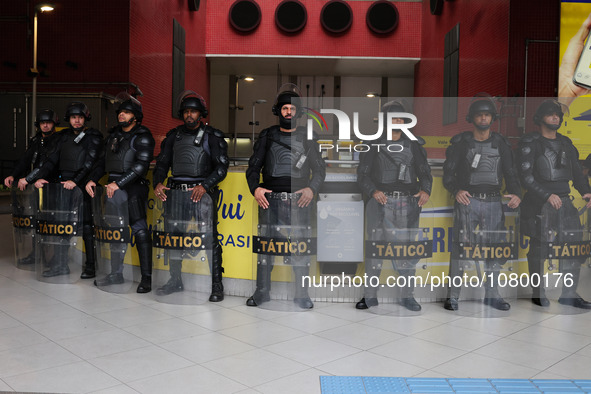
top-left (11, 186), bottom-right (37, 271)
top-left (362, 196), bottom-right (434, 316)
top-left (251, 194), bottom-right (317, 311)
top-left (535, 200), bottom-right (591, 314)
top-left (92, 187), bottom-right (133, 293)
top-left (448, 196), bottom-right (519, 317)
top-left (153, 189), bottom-right (213, 304)
top-left (35, 183), bottom-right (84, 283)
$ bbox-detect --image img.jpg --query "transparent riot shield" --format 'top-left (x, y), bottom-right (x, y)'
top-left (251, 195), bottom-right (317, 311)
top-left (35, 183), bottom-right (84, 283)
top-left (153, 190), bottom-right (213, 304)
top-left (361, 196), bottom-right (434, 316)
top-left (448, 196), bottom-right (519, 317)
top-left (11, 186), bottom-right (37, 271)
top-left (535, 200), bottom-right (591, 314)
top-left (92, 187), bottom-right (133, 293)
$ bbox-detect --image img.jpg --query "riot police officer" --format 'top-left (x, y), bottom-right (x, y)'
top-left (86, 94), bottom-right (155, 293)
top-left (26, 102), bottom-right (103, 278)
top-left (153, 91), bottom-right (228, 302)
top-left (6, 109), bottom-right (60, 266)
top-left (245, 88), bottom-right (326, 309)
top-left (356, 100), bottom-right (432, 311)
top-left (443, 96), bottom-right (521, 311)
top-left (518, 99), bottom-right (591, 308)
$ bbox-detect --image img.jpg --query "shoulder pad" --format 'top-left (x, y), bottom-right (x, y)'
top-left (413, 136), bottom-right (426, 145)
top-left (165, 127), bottom-right (178, 137)
top-left (450, 131), bottom-right (470, 144)
top-left (107, 127), bottom-right (118, 135)
top-left (205, 125), bottom-right (225, 139)
top-left (493, 132), bottom-right (511, 146)
top-left (521, 132), bottom-right (539, 144)
top-left (136, 125), bottom-right (151, 134)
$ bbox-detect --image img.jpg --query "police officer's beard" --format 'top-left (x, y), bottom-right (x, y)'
top-left (184, 117), bottom-right (199, 129)
top-left (542, 120), bottom-right (561, 131)
top-left (279, 115), bottom-right (294, 129)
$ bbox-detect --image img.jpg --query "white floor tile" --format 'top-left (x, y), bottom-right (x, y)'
top-left (3, 360), bottom-right (121, 393)
top-left (317, 351), bottom-right (425, 377)
top-left (264, 335), bottom-right (360, 367)
top-left (507, 325), bottom-right (591, 353)
top-left (159, 331), bottom-right (256, 363)
top-left (430, 352), bottom-right (540, 379)
top-left (88, 346), bottom-right (193, 382)
top-left (57, 328), bottom-right (151, 359)
top-left (474, 337), bottom-right (571, 370)
top-left (123, 317), bottom-right (210, 344)
top-left (93, 305), bottom-right (172, 328)
top-left (544, 353), bottom-right (591, 379)
top-left (0, 342), bottom-right (81, 378)
top-left (315, 322), bottom-right (404, 351)
top-left (28, 314), bottom-right (115, 341)
top-left (412, 324), bottom-right (502, 352)
top-left (205, 349), bottom-right (308, 387)
top-left (369, 336), bottom-right (466, 369)
top-left (359, 315), bottom-right (443, 336)
top-left (127, 364), bottom-right (247, 394)
top-left (270, 311), bottom-right (350, 334)
top-left (181, 307), bottom-right (259, 331)
top-left (254, 368), bottom-right (325, 394)
top-left (219, 320), bottom-right (307, 347)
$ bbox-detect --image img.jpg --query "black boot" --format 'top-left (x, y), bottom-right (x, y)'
top-left (399, 269), bottom-right (421, 312)
top-left (558, 262), bottom-right (591, 309)
top-left (356, 260), bottom-right (381, 310)
top-left (293, 264), bottom-right (313, 309)
top-left (528, 245), bottom-right (550, 307)
top-left (94, 246), bottom-right (126, 286)
top-left (209, 244), bottom-right (224, 302)
top-left (483, 270), bottom-right (510, 311)
top-left (80, 228), bottom-right (96, 279)
top-left (246, 260), bottom-right (272, 306)
top-left (42, 244), bottom-right (70, 277)
top-left (18, 251), bottom-right (35, 266)
top-left (444, 259), bottom-right (462, 311)
top-left (156, 260), bottom-right (183, 295)
top-left (355, 298), bottom-right (378, 309)
top-left (135, 229), bottom-right (152, 293)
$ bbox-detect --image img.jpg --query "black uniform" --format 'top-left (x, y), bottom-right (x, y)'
top-left (356, 136), bottom-right (432, 310)
top-left (12, 132), bottom-right (60, 182)
top-left (246, 125), bottom-right (326, 308)
top-left (153, 123), bottom-right (229, 298)
top-left (26, 127), bottom-right (103, 277)
top-left (518, 132), bottom-right (591, 307)
top-left (443, 131), bottom-right (521, 310)
top-left (89, 123), bottom-right (155, 287)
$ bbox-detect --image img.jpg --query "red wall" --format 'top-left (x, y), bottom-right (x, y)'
top-left (206, 0), bottom-right (421, 58)
top-left (413, 0), bottom-right (511, 158)
top-left (129, 0), bottom-right (209, 151)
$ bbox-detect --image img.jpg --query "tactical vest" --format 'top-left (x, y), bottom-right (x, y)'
top-left (264, 128), bottom-right (308, 179)
top-left (535, 138), bottom-right (572, 182)
top-left (466, 139), bottom-right (501, 186)
top-left (32, 134), bottom-right (55, 169)
top-left (105, 132), bottom-right (135, 174)
top-left (171, 129), bottom-right (211, 178)
top-left (59, 131), bottom-right (87, 174)
top-left (374, 138), bottom-right (414, 184)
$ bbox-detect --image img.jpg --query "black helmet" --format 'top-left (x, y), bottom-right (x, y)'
top-left (272, 90), bottom-right (302, 116)
top-left (533, 99), bottom-right (564, 127)
top-left (382, 99), bottom-right (410, 114)
top-left (35, 109), bottom-right (59, 127)
top-left (176, 90), bottom-right (208, 119)
top-left (115, 92), bottom-right (143, 123)
top-left (466, 96), bottom-right (497, 123)
top-left (64, 102), bottom-right (91, 121)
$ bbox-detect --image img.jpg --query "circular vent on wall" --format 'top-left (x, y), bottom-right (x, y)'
top-left (275, 0), bottom-right (307, 34)
top-left (229, 0), bottom-right (262, 33)
top-left (366, 1), bottom-right (399, 35)
top-left (320, 0), bottom-right (353, 35)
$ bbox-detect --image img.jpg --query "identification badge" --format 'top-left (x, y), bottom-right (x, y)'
top-left (471, 153), bottom-right (481, 169)
top-left (194, 127), bottom-right (204, 146)
top-left (398, 163), bottom-right (407, 180)
top-left (295, 154), bottom-right (307, 169)
top-left (74, 131), bottom-right (86, 144)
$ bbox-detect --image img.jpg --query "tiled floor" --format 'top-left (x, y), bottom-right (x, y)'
top-left (2, 213), bottom-right (591, 393)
